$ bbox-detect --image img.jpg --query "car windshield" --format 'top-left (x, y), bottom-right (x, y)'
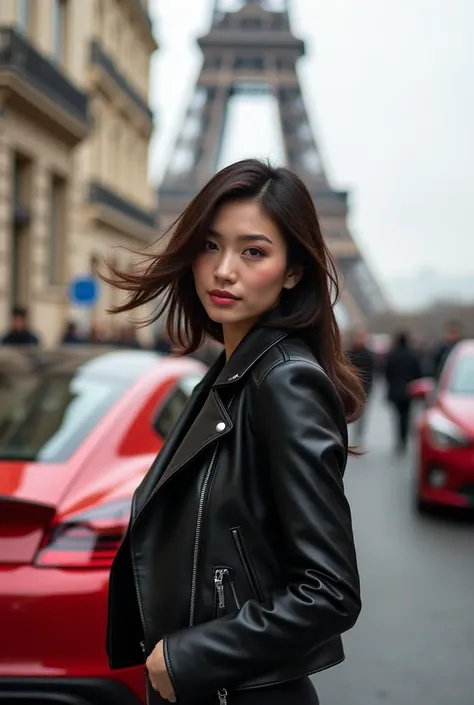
top-left (448, 354), bottom-right (474, 395)
top-left (0, 349), bottom-right (160, 462)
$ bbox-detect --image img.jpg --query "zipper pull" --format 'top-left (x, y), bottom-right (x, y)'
top-left (140, 640), bottom-right (147, 661)
top-left (217, 688), bottom-right (228, 704)
top-left (214, 569), bottom-right (228, 610)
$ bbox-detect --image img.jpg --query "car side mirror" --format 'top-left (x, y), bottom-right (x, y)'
top-left (409, 377), bottom-right (435, 400)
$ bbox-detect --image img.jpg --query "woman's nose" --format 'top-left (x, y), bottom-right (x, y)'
top-left (214, 255), bottom-right (237, 283)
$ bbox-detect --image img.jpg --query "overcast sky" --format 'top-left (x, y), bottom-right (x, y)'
top-left (148, 0), bottom-right (473, 284)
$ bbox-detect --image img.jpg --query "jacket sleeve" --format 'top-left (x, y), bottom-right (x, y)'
top-left (163, 360), bottom-right (361, 701)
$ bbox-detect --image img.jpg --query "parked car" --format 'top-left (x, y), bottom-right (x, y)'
top-left (0, 345), bottom-right (206, 704)
top-left (410, 340), bottom-right (474, 512)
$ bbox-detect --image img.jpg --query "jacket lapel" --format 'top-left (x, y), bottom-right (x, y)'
top-left (132, 326), bottom-right (289, 519)
top-left (154, 387), bottom-right (233, 492)
top-left (154, 327), bottom-right (288, 490)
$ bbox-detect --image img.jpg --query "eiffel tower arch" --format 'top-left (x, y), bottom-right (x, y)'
top-left (158, 0), bottom-right (388, 325)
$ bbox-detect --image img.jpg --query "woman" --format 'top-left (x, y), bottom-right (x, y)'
top-left (106, 159), bottom-right (364, 705)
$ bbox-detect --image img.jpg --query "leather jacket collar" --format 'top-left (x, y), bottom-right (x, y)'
top-left (203, 324), bottom-right (289, 390)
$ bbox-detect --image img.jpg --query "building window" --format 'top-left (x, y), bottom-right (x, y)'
top-left (11, 154), bottom-right (32, 307)
top-left (52, 0), bottom-right (68, 66)
top-left (49, 175), bottom-right (66, 285)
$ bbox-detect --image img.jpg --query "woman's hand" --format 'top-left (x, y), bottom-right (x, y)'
top-left (146, 640), bottom-right (176, 702)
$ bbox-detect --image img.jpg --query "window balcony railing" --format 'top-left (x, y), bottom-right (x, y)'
top-left (90, 40), bottom-right (153, 121)
top-left (0, 26), bottom-right (89, 129)
top-left (89, 181), bottom-right (157, 230)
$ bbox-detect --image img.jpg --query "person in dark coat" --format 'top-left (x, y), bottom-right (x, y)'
top-left (61, 321), bottom-right (83, 344)
top-left (348, 328), bottom-right (375, 444)
top-left (385, 331), bottom-right (422, 453)
top-left (2, 306), bottom-right (40, 346)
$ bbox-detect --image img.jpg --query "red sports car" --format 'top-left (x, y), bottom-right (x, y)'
top-left (0, 346), bottom-right (205, 704)
top-left (411, 340), bottom-right (474, 511)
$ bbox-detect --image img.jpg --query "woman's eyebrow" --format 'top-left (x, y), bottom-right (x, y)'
top-left (208, 228), bottom-right (273, 245)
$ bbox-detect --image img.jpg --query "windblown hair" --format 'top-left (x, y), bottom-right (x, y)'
top-left (102, 158), bottom-right (364, 427)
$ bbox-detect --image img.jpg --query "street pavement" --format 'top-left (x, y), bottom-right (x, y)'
top-left (313, 384), bottom-right (474, 705)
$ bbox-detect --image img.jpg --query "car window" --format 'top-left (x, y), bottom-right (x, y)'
top-left (448, 354), bottom-right (474, 395)
top-left (0, 373), bottom-right (133, 462)
top-left (154, 374), bottom-right (203, 438)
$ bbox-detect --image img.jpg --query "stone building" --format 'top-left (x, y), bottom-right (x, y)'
top-left (0, 0), bottom-right (158, 346)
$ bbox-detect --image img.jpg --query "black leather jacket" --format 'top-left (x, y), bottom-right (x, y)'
top-left (107, 326), bottom-right (361, 703)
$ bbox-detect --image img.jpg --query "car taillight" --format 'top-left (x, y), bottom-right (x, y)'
top-left (34, 498), bottom-right (132, 568)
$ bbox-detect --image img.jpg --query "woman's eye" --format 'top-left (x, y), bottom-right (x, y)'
top-left (204, 240), bottom-right (218, 251)
top-left (244, 247), bottom-right (264, 258)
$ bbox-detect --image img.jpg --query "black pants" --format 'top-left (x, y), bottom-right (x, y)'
top-left (153, 678), bottom-right (319, 704)
top-left (392, 398), bottom-right (412, 450)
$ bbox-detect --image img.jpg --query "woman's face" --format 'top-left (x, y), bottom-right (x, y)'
top-left (192, 199), bottom-right (300, 340)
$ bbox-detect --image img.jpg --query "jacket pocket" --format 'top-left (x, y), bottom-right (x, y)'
top-left (231, 527), bottom-right (266, 602)
top-left (213, 567), bottom-right (241, 618)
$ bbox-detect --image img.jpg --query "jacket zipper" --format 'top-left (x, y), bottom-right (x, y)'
top-left (189, 443), bottom-right (219, 626)
top-left (218, 688), bottom-right (228, 704)
top-left (214, 567), bottom-right (241, 615)
top-left (130, 515), bottom-right (149, 659)
top-left (214, 568), bottom-right (241, 705)
top-left (140, 640), bottom-right (150, 705)
top-left (189, 394), bottom-right (234, 626)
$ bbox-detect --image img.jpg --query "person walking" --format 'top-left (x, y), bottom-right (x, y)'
top-left (2, 306), bottom-right (40, 346)
top-left (105, 159), bottom-right (363, 705)
top-left (347, 328), bottom-right (375, 445)
top-left (385, 331), bottom-right (422, 454)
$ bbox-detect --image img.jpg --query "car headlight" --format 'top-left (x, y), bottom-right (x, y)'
top-left (428, 410), bottom-right (470, 449)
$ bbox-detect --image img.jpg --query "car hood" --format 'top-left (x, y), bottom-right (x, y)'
top-left (439, 394), bottom-right (474, 436)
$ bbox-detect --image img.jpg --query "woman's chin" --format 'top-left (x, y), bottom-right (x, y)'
top-left (206, 309), bottom-right (242, 325)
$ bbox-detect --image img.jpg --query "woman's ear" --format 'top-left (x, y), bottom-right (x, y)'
top-left (283, 267), bottom-right (303, 290)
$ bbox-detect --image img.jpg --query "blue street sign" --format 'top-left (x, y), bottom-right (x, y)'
top-left (68, 275), bottom-right (99, 307)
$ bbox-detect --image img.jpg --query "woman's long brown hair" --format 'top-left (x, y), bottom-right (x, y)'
top-left (101, 158), bottom-right (365, 427)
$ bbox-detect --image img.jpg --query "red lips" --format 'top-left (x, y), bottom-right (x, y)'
top-left (208, 289), bottom-right (240, 300)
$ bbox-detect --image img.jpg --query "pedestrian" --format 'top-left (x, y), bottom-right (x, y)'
top-left (431, 320), bottom-right (464, 380)
top-left (2, 306), bottom-right (40, 346)
top-left (105, 159), bottom-right (363, 705)
top-left (347, 327), bottom-right (375, 445)
top-left (385, 331), bottom-right (422, 454)
top-left (61, 321), bottom-right (82, 344)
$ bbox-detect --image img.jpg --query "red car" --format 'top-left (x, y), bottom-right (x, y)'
top-left (0, 346), bottom-right (206, 704)
top-left (411, 340), bottom-right (474, 511)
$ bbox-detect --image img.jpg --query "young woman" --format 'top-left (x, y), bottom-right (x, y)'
top-left (106, 159), bottom-right (364, 705)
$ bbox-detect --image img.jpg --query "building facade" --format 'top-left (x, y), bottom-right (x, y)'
top-left (0, 0), bottom-right (157, 346)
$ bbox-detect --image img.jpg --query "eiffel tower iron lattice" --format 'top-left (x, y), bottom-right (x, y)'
top-left (158, 0), bottom-right (388, 324)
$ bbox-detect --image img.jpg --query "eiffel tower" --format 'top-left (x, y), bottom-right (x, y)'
top-left (158, 0), bottom-right (388, 324)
